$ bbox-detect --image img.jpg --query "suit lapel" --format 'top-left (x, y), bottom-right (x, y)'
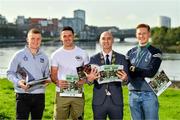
top-left (98, 52), bottom-right (104, 66)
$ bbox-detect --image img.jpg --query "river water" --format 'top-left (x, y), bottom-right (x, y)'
top-left (0, 39), bottom-right (180, 81)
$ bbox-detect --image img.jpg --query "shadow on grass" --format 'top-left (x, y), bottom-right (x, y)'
top-left (0, 112), bottom-right (11, 120)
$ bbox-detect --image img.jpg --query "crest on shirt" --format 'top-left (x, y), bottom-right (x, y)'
top-left (145, 53), bottom-right (152, 62)
top-left (40, 58), bottom-right (44, 63)
top-left (23, 56), bottom-right (28, 61)
top-left (75, 56), bottom-right (83, 61)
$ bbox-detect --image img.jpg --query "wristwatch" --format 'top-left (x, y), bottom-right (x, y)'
top-left (130, 66), bottom-right (135, 72)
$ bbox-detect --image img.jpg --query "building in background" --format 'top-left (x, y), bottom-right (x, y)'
top-left (158, 16), bottom-right (171, 28)
top-left (59, 9), bottom-right (85, 34)
top-left (0, 14), bottom-right (7, 25)
top-left (16, 16), bottom-right (25, 25)
top-left (1, 9), bottom-right (136, 41)
top-left (74, 9), bottom-right (85, 27)
top-left (27, 18), bottom-right (59, 37)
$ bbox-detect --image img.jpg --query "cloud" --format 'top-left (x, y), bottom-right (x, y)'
top-left (126, 14), bottom-right (138, 21)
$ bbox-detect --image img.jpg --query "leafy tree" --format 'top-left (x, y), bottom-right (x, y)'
top-left (151, 27), bottom-right (180, 53)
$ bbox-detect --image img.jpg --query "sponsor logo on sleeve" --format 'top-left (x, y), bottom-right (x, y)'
top-left (153, 53), bottom-right (162, 59)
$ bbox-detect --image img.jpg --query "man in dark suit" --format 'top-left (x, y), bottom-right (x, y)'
top-left (87, 31), bottom-right (128, 120)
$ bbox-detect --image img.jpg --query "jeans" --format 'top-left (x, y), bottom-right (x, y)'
top-left (129, 91), bottom-right (159, 120)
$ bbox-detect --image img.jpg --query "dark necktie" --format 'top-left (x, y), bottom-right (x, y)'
top-left (105, 54), bottom-right (111, 95)
top-left (106, 54), bottom-right (110, 65)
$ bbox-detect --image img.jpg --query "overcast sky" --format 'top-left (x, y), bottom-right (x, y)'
top-left (0, 0), bottom-right (179, 29)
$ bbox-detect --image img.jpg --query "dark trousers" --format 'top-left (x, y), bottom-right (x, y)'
top-left (92, 96), bottom-right (123, 120)
top-left (16, 93), bottom-right (45, 120)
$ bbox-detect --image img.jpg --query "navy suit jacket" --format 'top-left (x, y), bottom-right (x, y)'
top-left (90, 51), bottom-right (128, 106)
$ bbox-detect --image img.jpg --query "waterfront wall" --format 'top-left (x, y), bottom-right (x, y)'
top-left (170, 81), bottom-right (180, 89)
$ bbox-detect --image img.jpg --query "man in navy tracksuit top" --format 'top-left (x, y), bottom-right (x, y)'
top-left (126, 24), bottom-right (162, 120)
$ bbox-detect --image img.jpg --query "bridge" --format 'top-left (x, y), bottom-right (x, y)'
top-left (97, 27), bottom-right (136, 42)
top-left (112, 29), bottom-right (136, 42)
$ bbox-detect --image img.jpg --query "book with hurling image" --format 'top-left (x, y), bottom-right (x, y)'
top-left (60, 75), bottom-right (83, 97)
top-left (145, 70), bottom-right (172, 96)
top-left (76, 64), bottom-right (91, 81)
top-left (98, 65), bottom-right (124, 84)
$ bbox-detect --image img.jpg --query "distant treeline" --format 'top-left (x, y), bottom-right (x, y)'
top-left (151, 27), bottom-right (180, 53)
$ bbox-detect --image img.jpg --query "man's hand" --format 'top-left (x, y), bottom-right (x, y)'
top-left (42, 79), bottom-right (51, 87)
top-left (116, 70), bottom-right (128, 82)
top-left (77, 79), bottom-right (86, 85)
top-left (18, 80), bottom-right (29, 91)
top-left (57, 80), bottom-right (69, 89)
top-left (86, 67), bottom-right (100, 82)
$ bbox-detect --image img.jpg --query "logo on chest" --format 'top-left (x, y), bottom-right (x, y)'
top-left (75, 56), bottom-right (83, 62)
top-left (23, 56), bottom-right (28, 61)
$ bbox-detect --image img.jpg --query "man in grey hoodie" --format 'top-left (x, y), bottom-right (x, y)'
top-left (7, 28), bottom-right (50, 120)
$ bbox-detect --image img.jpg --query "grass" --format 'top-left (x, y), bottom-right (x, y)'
top-left (0, 78), bottom-right (180, 120)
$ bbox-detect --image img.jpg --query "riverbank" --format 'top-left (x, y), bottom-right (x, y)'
top-left (171, 81), bottom-right (180, 89)
top-left (162, 53), bottom-right (180, 60)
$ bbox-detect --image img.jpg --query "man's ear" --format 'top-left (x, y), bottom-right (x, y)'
top-left (26, 38), bottom-right (29, 44)
top-left (149, 32), bottom-right (151, 37)
top-left (60, 35), bottom-right (62, 41)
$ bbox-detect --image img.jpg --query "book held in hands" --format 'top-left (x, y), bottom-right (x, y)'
top-left (145, 70), bottom-right (172, 96)
top-left (98, 65), bottom-right (124, 84)
top-left (60, 75), bottom-right (83, 97)
top-left (16, 66), bottom-right (48, 92)
top-left (76, 64), bottom-right (91, 81)
top-left (77, 64), bottom-right (124, 84)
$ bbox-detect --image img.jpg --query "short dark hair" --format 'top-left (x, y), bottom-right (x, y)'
top-left (136, 24), bottom-right (150, 32)
top-left (62, 26), bottom-right (74, 34)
